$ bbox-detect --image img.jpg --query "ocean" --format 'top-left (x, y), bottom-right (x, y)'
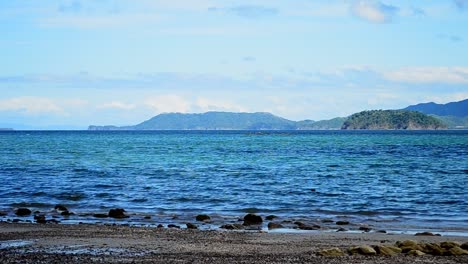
top-left (0, 130), bottom-right (467, 234)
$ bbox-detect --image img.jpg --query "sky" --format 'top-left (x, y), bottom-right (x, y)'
top-left (0, 0), bottom-right (467, 129)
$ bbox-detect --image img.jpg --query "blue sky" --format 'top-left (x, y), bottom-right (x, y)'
top-left (0, 0), bottom-right (467, 129)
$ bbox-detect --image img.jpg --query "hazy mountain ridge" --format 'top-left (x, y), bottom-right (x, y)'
top-left (404, 99), bottom-right (468, 117)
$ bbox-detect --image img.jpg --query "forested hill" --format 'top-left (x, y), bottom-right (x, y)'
top-left (341, 110), bottom-right (447, 130)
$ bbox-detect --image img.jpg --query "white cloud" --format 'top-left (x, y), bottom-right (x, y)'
top-left (98, 101), bottom-right (136, 110)
top-left (351, 1), bottom-right (398, 23)
top-left (383, 67), bottom-right (468, 84)
top-left (0, 96), bottom-right (64, 115)
top-left (144, 95), bottom-right (191, 114)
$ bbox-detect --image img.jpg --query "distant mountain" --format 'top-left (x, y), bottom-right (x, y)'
top-left (404, 99), bottom-right (468, 117)
top-left (89, 112), bottom-right (297, 130)
top-left (297, 117), bottom-right (346, 130)
top-left (341, 110), bottom-right (446, 130)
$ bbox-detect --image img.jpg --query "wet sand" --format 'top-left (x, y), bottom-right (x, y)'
top-left (0, 223), bottom-right (467, 263)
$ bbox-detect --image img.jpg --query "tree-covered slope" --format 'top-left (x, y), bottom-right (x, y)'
top-left (341, 110), bottom-right (447, 130)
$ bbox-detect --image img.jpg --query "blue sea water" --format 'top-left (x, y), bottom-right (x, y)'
top-left (0, 130), bottom-right (467, 234)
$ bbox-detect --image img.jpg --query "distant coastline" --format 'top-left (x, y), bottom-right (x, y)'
top-left (0, 128), bottom-right (14, 131)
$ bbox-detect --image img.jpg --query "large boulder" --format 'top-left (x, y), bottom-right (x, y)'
top-left (243, 214), bottom-right (263, 225)
top-left (15, 208), bottom-right (32, 216)
top-left (447, 246), bottom-right (468, 256)
top-left (108, 208), bottom-right (128, 218)
top-left (195, 214), bottom-right (211, 222)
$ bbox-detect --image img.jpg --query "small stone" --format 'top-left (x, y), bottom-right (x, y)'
top-left (265, 215), bottom-right (277, 221)
top-left (93, 213), bottom-right (108, 218)
top-left (34, 215), bottom-right (46, 224)
top-left (168, 224), bottom-right (180, 229)
top-left (359, 226), bottom-right (372, 232)
top-left (415, 232), bottom-right (440, 236)
top-left (220, 224), bottom-right (243, 230)
top-left (108, 208), bottom-right (128, 218)
top-left (15, 208), bottom-right (32, 216)
top-left (317, 248), bottom-right (345, 257)
top-left (336, 221), bottom-right (349, 225)
top-left (440, 241), bottom-right (461, 249)
top-left (267, 222), bottom-right (284, 230)
top-left (376, 230), bottom-right (387, 233)
top-left (243, 214), bottom-right (263, 225)
top-left (186, 223), bottom-right (198, 229)
top-left (406, 250), bottom-right (425, 256)
top-left (196, 214), bottom-right (211, 222)
top-left (374, 245), bottom-right (398, 256)
top-left (448, 246), bottom-right (468, 256)
top-left (54, 205), bottom-right (68, 211)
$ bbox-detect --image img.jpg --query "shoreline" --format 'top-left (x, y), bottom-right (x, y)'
top-left (1, 222), bottom-right (467, 263)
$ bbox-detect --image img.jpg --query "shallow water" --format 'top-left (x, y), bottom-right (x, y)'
top-left (0, 130), bottom-right (467, 233)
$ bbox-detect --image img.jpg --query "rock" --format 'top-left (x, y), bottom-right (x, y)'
top-left (168, 224), bottom-right (180, 229)
top-left (186, 223), bottom-right (198, 229)
top-left (385, 245), bottom-right (402, 254)
top-left (157, 224), bottom-right (164, 228)
top-left (295, 222), bottom-right (320, 230)
top-left (15, 208), bottom-right (31, 216)
top-left (440, 241), bottom-right (461, 249)
top-left (144, 215), bottom-right (151, 219)
top-left (447, 246), bottom-right (468, 256)
top-left (373, 245), bottom-right (398, 256)
top-left (336, 228), bottom-right (348, 232)
top-left (317, 248), bottom-right (345, 257)
top-left (415, 231), bottom-right (440, 236)
top-left (267, 222), bottom-right (284, 230)
top-left (321, 219), bottom-right (334, 223)
top-left (34, 215), bottom-right (46, 224)
top-left (61, 211), bottom-right (72, 216)
top-left (348, 246), bottom-right (377, 256)
top-left (54, 205), bottom-right (68, 211)
top-left (396, 240), bottom-right (418, 248)
top-left (336, 221), bottom-right (349, 225)
top-left (407, 250), bottom-right (425, 256)
top-left (461, 242), bottom-right (468, 250)
top-left (108, 208), bottom-right (128, 218)
top-left (359, 226), bottom-right (372, 232)
top-left (243, 214), bottom-right (263, 225)
top-left (265, 215), bottom-right (277, 221)
top-left (421, 243), bottom-right (445, 256)
top-left (93, 213), bottom-right (108, 218)
top-left (376, 230), bottom-right (387, 233)
top-left (195, 214), bottom-right (211, 222)
top-left (357, 245), bottom-right (377, 255)
top-left (220, 224), bottom-right (244, 230)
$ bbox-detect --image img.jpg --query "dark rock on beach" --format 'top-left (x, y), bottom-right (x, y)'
top-left (336, 220), bottom-right (349, 225)
top-left (415, 231), bottom-right (441, 236)
top-left (168, 224), bottom-right (180, 229)
top-left (243, 214), bottom-right (262, 225)
top-left (220, 224), bottom-right (244, 230)
top-left (15, 208), bottom-right (32, 216)
top-left (186, 223), bottom-right (198, 229)
top-left (93, 213), bottom-right (108, 218)
top-left (359, 226), bottom-right (372, 232)
top-left (267, 222), bottom-right (284, 230)
top-left (54, 205), bottom-right (68, 211)
top-left (34, 215), bottom-right (46, 224)
top-left (265, 215), bottom-right (277, 221)
top-left (108, 208), bottom-right (128, 218)
top-left (195, 214), bottom-right (211, 222)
